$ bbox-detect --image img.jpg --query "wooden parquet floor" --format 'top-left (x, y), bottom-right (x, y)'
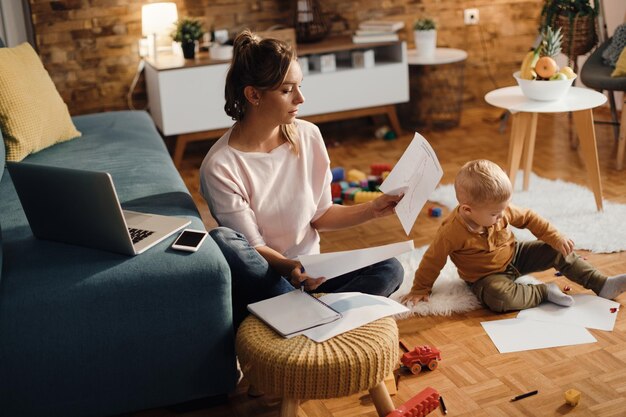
top-left (146, 105), bottom-right (626, 417)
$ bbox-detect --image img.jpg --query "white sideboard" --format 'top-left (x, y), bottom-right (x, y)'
top-left (144, 37), bottom-right (409, 167)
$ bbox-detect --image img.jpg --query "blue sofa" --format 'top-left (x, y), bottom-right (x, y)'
top-left (0, 107), bottom-right (237, 415)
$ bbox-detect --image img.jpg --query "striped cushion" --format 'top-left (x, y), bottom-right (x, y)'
top-left (0, 42), bottom-right (80, 161)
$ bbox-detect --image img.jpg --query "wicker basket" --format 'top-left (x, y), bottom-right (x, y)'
top-left (552, 13), bottom-right (597, 59)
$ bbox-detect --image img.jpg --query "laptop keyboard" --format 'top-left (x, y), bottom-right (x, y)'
top-left (128, 228), bottom-right (155, 244)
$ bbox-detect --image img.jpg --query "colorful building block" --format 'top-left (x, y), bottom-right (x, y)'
top-left (331, 182), bottom-right (342, 199)
top-left (370, 163), bottom-right (392, 177)
top-left (386, 387), bottom-right (440, 417)
top-left (354, 191), bottom-right (382, 204)
top-left (564, 389), bottom-right (581, 406)
top-left (331, 167), bottom-right (345, 182)
top-left (428, 207), bottom-right (442, 217)
top-left (346, 169), bottom-right (367, 183)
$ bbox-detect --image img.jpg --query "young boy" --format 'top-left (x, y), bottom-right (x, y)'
top-left (401, 159), bottom-right (626, 312)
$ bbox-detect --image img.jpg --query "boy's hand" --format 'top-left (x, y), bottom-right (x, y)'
top-left (555, 236), bottom-right (575, 257)
top-left (400, 292), bottom-right (429, 305)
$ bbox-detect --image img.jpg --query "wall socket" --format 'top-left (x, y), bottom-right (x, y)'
top-left (464, 8), bottom-right (479, 25)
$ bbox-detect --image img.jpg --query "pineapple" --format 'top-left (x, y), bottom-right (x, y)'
top-left (540, 26), bottom-right (563, 59)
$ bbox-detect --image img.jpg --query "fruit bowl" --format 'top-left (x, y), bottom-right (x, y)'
top-left (513, 71), bottom-right (576, 101)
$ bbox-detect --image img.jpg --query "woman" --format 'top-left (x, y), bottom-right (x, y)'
top-left (200, 30), bottom-right (404, 328)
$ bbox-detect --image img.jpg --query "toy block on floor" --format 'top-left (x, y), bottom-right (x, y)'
top-left (346, 168), bottom-right (367, 183)
top-left (354, 191), bottom-right (382, 204)
top-left (386, 387), bottom-right (440, 417)
top-left (564, 389), bottom-right (581, 406)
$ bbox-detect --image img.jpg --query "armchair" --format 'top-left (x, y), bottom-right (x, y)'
top-left (580, 38), bottom-right (626, 170)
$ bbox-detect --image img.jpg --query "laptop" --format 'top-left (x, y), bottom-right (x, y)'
top-left (6, 162), bottom-right (191, 255)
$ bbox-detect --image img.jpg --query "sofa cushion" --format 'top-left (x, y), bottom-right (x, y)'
top-left (602, 23), bottom-right (626, 67)
top-left (0, 42), bottom-right (81, 161)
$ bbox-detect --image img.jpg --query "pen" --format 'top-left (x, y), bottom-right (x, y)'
top-left (300, 265), bottom-right (305, 292)
top-left (510, 390), bottom-right (538, 402)
top-left (439, 395), bottom-right (448, 414)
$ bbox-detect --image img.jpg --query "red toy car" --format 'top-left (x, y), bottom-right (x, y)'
top-left (401, 345), bottom-right (441, 375)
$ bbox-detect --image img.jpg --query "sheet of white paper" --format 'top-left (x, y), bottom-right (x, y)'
top-left (298, 240), bottom-right (414, 279)
top-left (516, 294), bottom-right (620, 331)
top-left (302, 292), bottom-right (409, 342)
top-left (379, 133), bottom-right (443, 235)
top-left (481, 318), bottom-right (597, 353)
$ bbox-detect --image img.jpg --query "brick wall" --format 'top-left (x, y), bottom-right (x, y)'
top-left (28, 0), bottom-right (544, 115)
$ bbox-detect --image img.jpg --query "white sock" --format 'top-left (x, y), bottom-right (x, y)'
top-left (599, 274), bottom-right (626, 299)
top-left (546, 283), bottom-right (574, 307)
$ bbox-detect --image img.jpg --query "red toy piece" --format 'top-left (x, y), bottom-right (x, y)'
top-left (401, 345), bottom-right (442, 375)
top-left (386, 387), bottom-right (440, 417)
top-left (370, 163), bottom-right (392, 177)
top-left (610, 307), bottom-right (618, 313)
top-left (563, 286), bottom-right (572, 292)
top-left (331, 182), bottom-right (342, 199)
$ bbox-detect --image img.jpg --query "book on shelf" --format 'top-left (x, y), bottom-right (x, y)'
top-left (352, 33), bottom-right (399, 44)
top-left (247, 289), bottom-right (342, 338)
top-left (358, 20), bottom-right (405, 32)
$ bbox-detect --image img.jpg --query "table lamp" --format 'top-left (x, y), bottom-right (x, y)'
top-left (141, 2), bottom-right (178, 59)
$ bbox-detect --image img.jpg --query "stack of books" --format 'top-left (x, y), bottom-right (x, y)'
top-left (352, 20), bottom-right (404, 44)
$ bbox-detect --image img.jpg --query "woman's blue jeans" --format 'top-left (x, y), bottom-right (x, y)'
top-left (210, 227), bottom-right (404, 329)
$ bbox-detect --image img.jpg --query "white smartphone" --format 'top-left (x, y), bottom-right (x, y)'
top-left (171, 229), bottom-right (208, 252)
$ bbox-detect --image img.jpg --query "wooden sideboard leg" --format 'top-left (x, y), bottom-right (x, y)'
top-left (280, 398), bottom-right (300, 417)
top-left (386, 105), bottom-right (403, 136)
top-left (369, 381), bottom-right (395, 417)
top-left (572, 109), bottom-right (604, 211)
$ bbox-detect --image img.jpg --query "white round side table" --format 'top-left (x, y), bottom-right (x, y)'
top-left (485, 86), bottom-right (607, 211)
top-left (401, 48), bottom-right (468, 129)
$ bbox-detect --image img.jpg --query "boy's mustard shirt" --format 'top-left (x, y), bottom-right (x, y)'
top-left (410, 204), bottom-right (562, 295)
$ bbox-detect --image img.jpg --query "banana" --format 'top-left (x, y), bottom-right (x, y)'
top-left (520, 49), bottom-right (540, 80)
top-left (520, 51), bottom-right (534, 79)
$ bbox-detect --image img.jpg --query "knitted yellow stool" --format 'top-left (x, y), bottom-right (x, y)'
top-left (236, 314), bottom-right (399, 417)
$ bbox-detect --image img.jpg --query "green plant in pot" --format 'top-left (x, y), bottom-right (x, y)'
top-left (413, 18), bottom-right (437, 58)
top-left (171, 17), bottom-right (205, 59)
top-left (540, 0), bottom-right (599, 62)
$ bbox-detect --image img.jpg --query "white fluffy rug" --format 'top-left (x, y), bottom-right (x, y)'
top-left (429, 172), bottom-right (626, 254)
top-left (390, 172), bottom-right (624, 317)
top-left (391, 247), bottom-right (541, 317)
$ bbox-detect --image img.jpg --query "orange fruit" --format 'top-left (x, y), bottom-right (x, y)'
top-left (535, 56), bottom-right (558, 79)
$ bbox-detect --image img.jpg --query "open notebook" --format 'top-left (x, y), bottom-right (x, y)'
top-left (247, 290), bottom-right (342, 338)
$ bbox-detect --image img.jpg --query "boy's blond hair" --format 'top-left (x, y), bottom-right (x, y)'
top-left (454, 160), bottom-right (512, 206)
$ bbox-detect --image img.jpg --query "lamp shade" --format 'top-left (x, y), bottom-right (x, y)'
top-left (142, 2), bottom-right (178, 36)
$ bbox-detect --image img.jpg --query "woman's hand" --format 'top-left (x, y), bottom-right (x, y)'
top-left (289, 263), bottom-right (326, 291)
top-left (370, 193), bottom-right (404, 218)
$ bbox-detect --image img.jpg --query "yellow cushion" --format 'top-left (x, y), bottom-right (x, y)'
top-left (0, 43), bottom-right (80, 161)
top-left (611, 47), bottom-right (626, 77)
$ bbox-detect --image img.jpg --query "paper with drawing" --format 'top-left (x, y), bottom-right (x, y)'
top-left (516, 294), bottom-right (620, 331)
top-left (379, 133), bottom-right (443, 235)
top-left (298, 240), bottom-right (414, 280)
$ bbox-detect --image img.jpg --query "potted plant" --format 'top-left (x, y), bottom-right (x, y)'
top-left (413, 18), bottom-right (437, 58)
top-left (540, 0), bottom-right (599, 61)
top-left (171, 17), bottom-right (205, 59)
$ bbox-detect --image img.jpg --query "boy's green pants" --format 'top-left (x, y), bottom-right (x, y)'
top-left (470, 240), bottom-right (607, 312)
